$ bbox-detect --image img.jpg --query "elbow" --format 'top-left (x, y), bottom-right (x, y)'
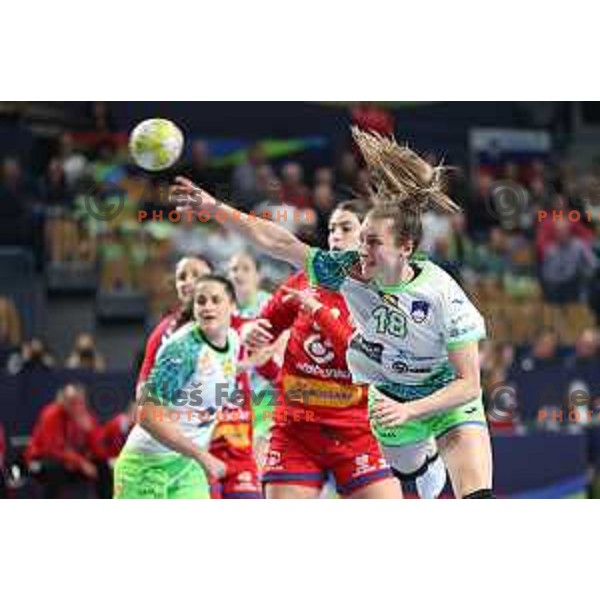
top-left (138, 405), bottom-right (157, 433)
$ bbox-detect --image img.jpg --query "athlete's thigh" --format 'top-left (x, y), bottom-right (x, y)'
top-left (345, 477), bottom-right (402, 499)
top-left (266, 484), bottom-right (322, 499)
top-left (220, 452), bottom-right (262, 499)
top-left (168, 461), bottom-right (211, 499)
top-left (326, 425), bottom-right (398, 499)
top-left (114, 452), bottom-right (169, 499)
top-left (437, 425), bottom-right (493, 499)
top-left (262, 420), bottom-right (325, 497)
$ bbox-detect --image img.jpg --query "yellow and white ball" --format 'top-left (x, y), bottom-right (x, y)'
top-left (129, 118), bottom-right (184, 171)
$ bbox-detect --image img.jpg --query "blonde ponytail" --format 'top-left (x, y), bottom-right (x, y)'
top-left (351, 126), bottom-right (461, 214)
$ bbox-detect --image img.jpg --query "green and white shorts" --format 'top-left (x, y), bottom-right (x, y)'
top-left (368, 387), bottom-right (488, 448)
top-left (114, 450), bottom-right (210, 499)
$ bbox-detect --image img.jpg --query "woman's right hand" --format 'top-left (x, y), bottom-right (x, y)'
top-left (171, 176), bottom-right (219, 215)
top-left (197, 451), bottom-right (227, 481)
top-left (241, 319), bottom-right (274, 352)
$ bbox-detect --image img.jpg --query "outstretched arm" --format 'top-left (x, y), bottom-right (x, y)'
top-left (173, 177), bottom-right (311, 268)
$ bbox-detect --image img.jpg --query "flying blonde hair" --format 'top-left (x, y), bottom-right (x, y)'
top-left (351, 126), bottom-right (461, 214)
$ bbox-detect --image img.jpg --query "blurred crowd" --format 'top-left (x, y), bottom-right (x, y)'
top-left (5, 333), bottom-right (106, 375)
top-left (0, 383), bottom-right (135, 498)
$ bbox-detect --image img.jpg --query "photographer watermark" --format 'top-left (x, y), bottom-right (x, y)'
top-left (485, 180), bottom-right (530, 223)
top-left (83, 181), bottom-right (127, 222)
top-left (487, 382), bottom-right (519, 422)
top-left (486, 381), bottom-right (599, 423)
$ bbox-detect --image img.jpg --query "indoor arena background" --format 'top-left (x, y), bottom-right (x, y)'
top-left (1, 101), bottom-right (599, 498)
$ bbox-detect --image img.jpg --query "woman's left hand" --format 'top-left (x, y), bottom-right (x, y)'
top-left (371, 394), bottom-right (413, 428)
top-left (282, 286), bottom-right (322, 315)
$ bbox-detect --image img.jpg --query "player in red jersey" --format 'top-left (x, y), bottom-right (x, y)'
top-left (246, 201), bottom-right (401, 499)
top-left (136, 255), bottom-right (213, 393)
top-left (209, 253), bottom-right (267, 499)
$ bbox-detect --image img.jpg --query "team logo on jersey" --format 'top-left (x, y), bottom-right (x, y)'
top-left (222, 358), bottom-right (235, 379)
top-left (410, 301), bottom-right (430, 324)
top-left (391, 360), bottom-right (409, 374)
top-left (266, 450), bottom-right (282, 469)
top-left (353, 454), bottom-right (374, 477)
top-left (304, 334), bottom-right (335, 365)
top-left (390, 360), bottom-right (432, 375)
top-left (350, 335), bottom-right (383, 364)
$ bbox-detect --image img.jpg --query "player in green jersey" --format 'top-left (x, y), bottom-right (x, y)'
top-left (172, 129), bottom-right (494, 499)
top-left (114, 275), bottom-right (240, 499)
top-left (226, 251), bottom-right (284, 473)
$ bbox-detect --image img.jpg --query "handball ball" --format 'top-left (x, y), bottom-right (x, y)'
top-left (129, 118), bottom-right (184, 171)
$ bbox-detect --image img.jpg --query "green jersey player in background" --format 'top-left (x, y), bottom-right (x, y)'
top-left (173, 128), bottom-right (493, 499)
top-left (227, 251), bottom-right (278, 445)
top-left (114, 275), bottom-right (240, 499)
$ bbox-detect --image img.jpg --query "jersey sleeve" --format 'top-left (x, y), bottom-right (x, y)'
top-left (442, 277), bottom-right (486, 351)
top-left (261, 272), bottom-right (305, 337)
top-left (145, 335), bottom-right (196, 405)
top-left (136, 318), bottom-right (170, 387)
top-left (305, 249), bottom-right (359, 291)
top-left (313, 305), bottom-right (354, 349)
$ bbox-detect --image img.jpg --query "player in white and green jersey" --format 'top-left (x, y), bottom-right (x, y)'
top-left (172, 127), bottom-right (494, 499)
top-left (305, 245), bottom-right (489, 492)
top-left (114, 275), bottom-right (240, 499)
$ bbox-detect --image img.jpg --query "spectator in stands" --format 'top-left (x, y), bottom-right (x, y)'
top-left (465, 171), bottom-right (501, 241)
top-left (254, 164), bottom-right (276, 200)
top-left (0, 422), bottom-right (6, 498)
top-left (25, 383), bottom-right (111, 498)
top-left (171, 215), bottom-right (213, 260)
top-left (202, 222), bottom-right (248, 271)
top-left (421, 208), bottom-right (452, 256)
top-left (314, 167), bottom-right (335, 189)
top-left (231, 142), bottom-right (266, 210)
top-left (350, 102), bottom-right (395, 139)
top-left (519, 329), bottom-right (561, 371)
top-left (312, 182), bottom-right (336, 246)
top-left (354, 168), bottom-right (372, 200)
top-left (536, 194), bottom-right (594, 260)
top-left (295, 207), bottom-right (320, 246)
top-left (0, 157), bottom-right (33, 246)
top-left (475, 227), bottom-right (513, 276)
top-left (568, 328), bottom-right (600, 368)
top-left (65, 333), bottom-right (106, 372)
top-left (432, 213), bottom-right (477, 283)
top-left (0, 296), bottom-right (21, 348)
top-left (93, 401), bottom-right (136, 463)
top-left (88, 101), bottom-right (116, 133)
top-left (281, 162), bottom-right (310, 209)
top-left (540, 219), bottom-right (597, 305)
top-left (501, 161), bottom-right (520, 183)
top-left (180, 140), bottom-right (222, 196)
top-left (37, 158), bottom-right (73, 209)
top-left (255, 175), bottom-right (304, 235)
top-left (57, 133), bottom-right (88, 189)
top-left (334, 150), bottom-right (358, 198)
top-left (6, 338), bottom-right (56, 375)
